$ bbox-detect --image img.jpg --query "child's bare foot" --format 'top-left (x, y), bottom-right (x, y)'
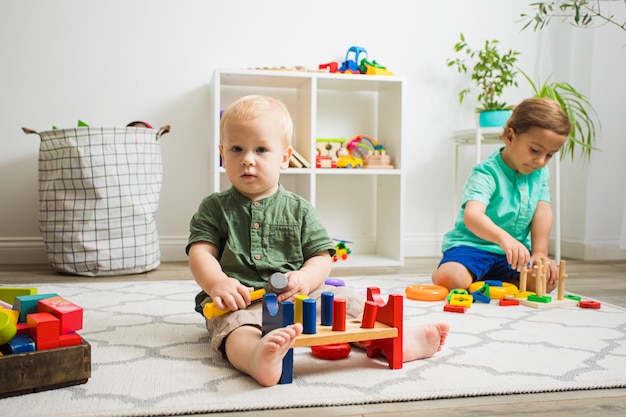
top-left (403, 322), bottom-right (449, 362)
top-left (249, 323), bottom-right (303, 386)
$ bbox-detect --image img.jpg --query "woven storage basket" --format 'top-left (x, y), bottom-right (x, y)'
top-left (23, 125), bottom-right (170, 276)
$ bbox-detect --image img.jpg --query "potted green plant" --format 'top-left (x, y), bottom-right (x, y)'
top-left (520, 69), bottom-right (600, 160)
top-left (447, 33), bottom-right (521, 127)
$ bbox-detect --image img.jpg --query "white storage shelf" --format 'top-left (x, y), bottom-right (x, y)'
top-left (210, 69), bottom-right (405, 268)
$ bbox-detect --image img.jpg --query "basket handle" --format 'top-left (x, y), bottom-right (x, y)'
top-left (23, 125), bottom-right (170, 141)
top-left (156, 125), bottom-right (170, 141)
top-left (22, 127), bottom-right (38, 135)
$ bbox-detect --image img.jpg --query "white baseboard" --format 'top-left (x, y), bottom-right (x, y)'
top-left (1, 235), bottom-right (624, 265)
top-left (0, 236), bottom-right (190, 265)
top-left (404, 234), bottom-right (626, 261)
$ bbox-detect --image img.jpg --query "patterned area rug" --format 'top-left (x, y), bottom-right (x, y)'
top-left (1, 275), bottom-right (625, 417)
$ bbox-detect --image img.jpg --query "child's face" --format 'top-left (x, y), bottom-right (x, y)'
top-left (501, 126), bottom-right (567, 174)
top-left (220, 115), bottom-right (292, 201)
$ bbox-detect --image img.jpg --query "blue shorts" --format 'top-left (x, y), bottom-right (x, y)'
top-left (439, 246), bottom-right (520, 283)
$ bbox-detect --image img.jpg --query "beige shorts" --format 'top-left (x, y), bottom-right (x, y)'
top-left (200, 285), bottom-right (366, 355)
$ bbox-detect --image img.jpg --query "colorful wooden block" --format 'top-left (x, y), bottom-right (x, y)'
top-left (449, 293), bottom-right (473, 308)
top-left (0, 287), bottom-right (37, 305)
top-left (499, 298), bottom-right (520, 306)
top-left (38, 295), bottom-right (83, 334)
top-left (1, 333), bottom-right (35, 354)
top-left (59, 332), bottom-right (83, 347)
top-left (528, 294), bottom-right (552, 303)
top-left (580, 300), bottom-right (601, 309)
top-left (27, 312), bottom-right (60, 350)
top-left (443, 304), bottom-right (467, 313)
top-left (13, 293), bottom-right (57, 323)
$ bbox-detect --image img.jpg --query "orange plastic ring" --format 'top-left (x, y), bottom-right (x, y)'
top-left (405, 284), bottom-right (450, 301)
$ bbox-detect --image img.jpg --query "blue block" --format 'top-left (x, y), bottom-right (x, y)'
top-left (2, 333), bottom-right (36, 354)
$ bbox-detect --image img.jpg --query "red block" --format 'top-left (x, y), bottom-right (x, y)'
top-left (443, 304), bottom-right (467, 313)
top-left (499, 298), bottom-right (520, 306)
top-left (27, 312), bottom-right (60, 350)
top-left (580, 300), bottom-right (601, 309)
top-left (59, 332), bottom-right (83, 347)
top-left (38, 295), bottom-right (83, 334)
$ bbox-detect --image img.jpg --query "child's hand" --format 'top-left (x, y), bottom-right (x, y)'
top-left (530, 256), bottom-right (558, 288)
top-left (277, 271), bottom-right (310, 303)
top-left (499, 236), bottom-right (531, 271)
top-left (209, 278), bottom-right (253, 312)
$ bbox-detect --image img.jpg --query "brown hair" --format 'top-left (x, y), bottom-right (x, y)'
top-left (503, 97), bottom-right (572, 138)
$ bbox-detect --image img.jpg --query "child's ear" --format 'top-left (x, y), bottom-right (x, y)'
top-left (219, 144), bottom-right (225, 159)
top-left (281, 146), bottom-right (293, 170)
top-left (504, 128), bottom-right (515, 144)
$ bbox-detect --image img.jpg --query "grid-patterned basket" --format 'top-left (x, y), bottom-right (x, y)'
top-left (23, 125), bottom-right (170, 276)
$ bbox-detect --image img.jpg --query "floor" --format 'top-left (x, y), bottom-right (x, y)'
top-left (2, 257), bottom-right (625, 417)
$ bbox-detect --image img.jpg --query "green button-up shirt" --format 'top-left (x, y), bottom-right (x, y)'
top-left (443, 149), bottom-right (551, 254)
top-left (187, 185), bottom-right (335, 291)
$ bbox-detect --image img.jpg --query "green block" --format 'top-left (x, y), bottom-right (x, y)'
top-left (528, 294), bottom-right (552, 303)
top-left (564, 294), bottom-right (582, 302)
top-left (0, 287), bottom-right (37, 304)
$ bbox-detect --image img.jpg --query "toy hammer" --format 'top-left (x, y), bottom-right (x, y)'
top-left (203, 272), bottom-right (289, 320)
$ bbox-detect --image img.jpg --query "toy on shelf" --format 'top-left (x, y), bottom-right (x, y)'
top-left (262, 286), bottom-right (403, 384)
top-left (315, 137), bottom-right (346, 168)
top-left (347, 134), bottom-right (393, 169)
top-left (360, 58), bottom-right (394, 76)
top-left (318, 46), bottom-right (393, 76)
top-left (316, 135), bottom-right (394, 169)
top-left (336, 148), bottom-right (363, 168)
top-left (332, 239), bottom-right (352, 262)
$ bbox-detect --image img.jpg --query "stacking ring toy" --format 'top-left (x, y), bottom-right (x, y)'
top-left (405, 284), bottom-right (449, 301)
top-left (469, 281), bottom-right (518, 299)
top-left (312, 343), bottom-right (351, 360)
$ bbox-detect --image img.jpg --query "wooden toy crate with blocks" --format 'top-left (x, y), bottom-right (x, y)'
top-left (0, 340), bottom-right (91, 398)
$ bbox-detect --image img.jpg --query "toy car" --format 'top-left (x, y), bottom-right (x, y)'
top-left (336, 154), bottom-right (363, 168)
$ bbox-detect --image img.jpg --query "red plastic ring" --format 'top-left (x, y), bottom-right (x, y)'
top-left (311, 343), bottom-right (351, 360)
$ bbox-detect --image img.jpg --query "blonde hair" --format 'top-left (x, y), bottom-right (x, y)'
top-left (504, 97), bottom-right (572, 137)
top-left (220, 95), bottom-right (293, 145)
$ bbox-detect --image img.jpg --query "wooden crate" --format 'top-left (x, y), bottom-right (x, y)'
top-left (0, 340), bottom-right (91, 398)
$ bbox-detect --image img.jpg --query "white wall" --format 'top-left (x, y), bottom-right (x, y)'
top-left (1, 0), bottom-right (624, 264)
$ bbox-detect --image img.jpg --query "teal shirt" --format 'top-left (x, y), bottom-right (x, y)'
top-left (442, 149), bottom-right (551, 255)
top-left (187, 185), bottom-right (336, 292)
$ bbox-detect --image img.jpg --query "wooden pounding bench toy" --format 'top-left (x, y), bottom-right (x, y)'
top-left (262, 286), bottom-right (403, 384)
top-left (0, 287), bottom-right (91, 398)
